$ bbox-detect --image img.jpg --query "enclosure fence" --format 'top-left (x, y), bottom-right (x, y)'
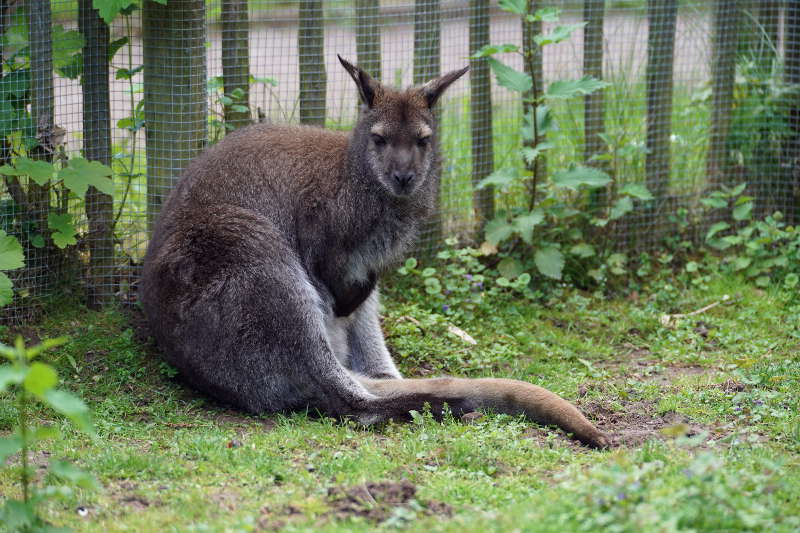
top-left (0, 0), bottom-right (798, 321)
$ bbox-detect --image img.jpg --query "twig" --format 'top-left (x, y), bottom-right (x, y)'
top-left (660, 294), bottom-right (731, 327)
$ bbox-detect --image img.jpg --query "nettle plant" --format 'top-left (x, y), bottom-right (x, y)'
top-left (0, 337), bottom-right (98, 532)
top-left (471, 2), bottom-right (652, 284)
top-left (701, 183), bottom-right (800, 290)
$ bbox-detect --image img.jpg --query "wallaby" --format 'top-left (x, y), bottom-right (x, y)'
top-left (140, 56), bottom-right (611, 449)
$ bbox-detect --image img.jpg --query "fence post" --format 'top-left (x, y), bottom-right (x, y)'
top-left (706, 0), bottom-right (740, 190)
top-left (143, 0), bottom-right (208, 231)
top-left (469, 0), bottom-right (493, 236)
top-left (79, 0), bottom-right (115, 307)
top-left (584, 0), bottom-right (607, 211)
top-left (523, 0), bottom-right (545, 202)
top-left (355, 0), bottom-right (381, 80)
top-left (26, 0), bottom-right (55, 294)
top-left (222, 0), bottom-right (251, 130)
top-left (785, 1), bottom-right (800, 223)
top-left (414, 0), bottom-right (441, 250)
top-left (645, 0), bottom-right (677, 230)
top-left (298, 0), bottom-right (326, 125)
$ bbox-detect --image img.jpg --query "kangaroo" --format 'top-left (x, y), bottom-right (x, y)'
top-left (140, 56), bottom-right (610, 448)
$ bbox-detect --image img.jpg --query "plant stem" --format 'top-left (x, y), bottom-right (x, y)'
top-left (18, 384), bottom-right (29, 503)
top-left (114, 13), bottom-right (138, 229)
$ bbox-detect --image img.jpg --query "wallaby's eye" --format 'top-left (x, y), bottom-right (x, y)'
top-left (371, 134), bottom-right (386, 147)
top-left (417, 136), bottom-right (431, 147)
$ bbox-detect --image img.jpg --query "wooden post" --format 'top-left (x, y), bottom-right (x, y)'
top-left (355, 0), bottom-right (381, 80)
top-left (469, 0), bottom-right (494, 234)
top-left (784, 1), bottom-right (800, 222)
top-left (143, 0), bottom-right (208, 230)
top-left (298, 0), bottom-right (326, 125)
top-left (707, 0), bottom-right (740, 189)
top-left (79, 0), bottom-right (115, 307)
top-left (222, 0), bottom-right (251, 129)
top-left (584, 0), bottom-right (608, 211)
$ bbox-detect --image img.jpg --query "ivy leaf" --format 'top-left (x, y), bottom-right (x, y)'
top-left (476, 167), bottom-right (520, 190)
top-left (470, 43), bottom-right (519, 59)
top-left (23, 361), bottom-right (58, 396)
top-left (512, 208), bottom-right (544, 244)
top-left (570, 243), bottom-right (596, 258)
top-left (58, 157), bottom-right (114, 198)
top-left (551, 165), bottom-right (612, 190)
top-left (485, 217), bottom-right (515, 246)
top-left (488, 58), bottom-right (532, 93)
top-left (609, 197), bottom-right (634, 220)
top-left (48, 213), bottom-right (77, 249)
top-left (619, 183), bottom-right (654, 200)
top-left (0, 230), bottom-right (24, 271)
top-left (498, 0), bottom-right (527, 15)
top-left (42, 389), bottom-right (95, 435)
top-left (535, 247), bottom-right (564, 280)
top-left (94, 0), bottom-right (138, 24)
top-left (534, 23), bottom-right (587, 46)
top-left (545, 76), bottom-right (610, 99)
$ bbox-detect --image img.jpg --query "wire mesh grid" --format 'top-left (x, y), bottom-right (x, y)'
top-left (0, 0), bottom-right (797, 322)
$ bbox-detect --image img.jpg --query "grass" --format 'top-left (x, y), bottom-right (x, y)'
top-left (1, 273), bottom-right (799, 531)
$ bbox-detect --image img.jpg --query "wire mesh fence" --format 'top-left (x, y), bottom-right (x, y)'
top-left (0, 0), bottom-right (797, 321)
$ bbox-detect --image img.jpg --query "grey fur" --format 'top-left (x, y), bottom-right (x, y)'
top-left (140, 58), bottom-right (611, 448)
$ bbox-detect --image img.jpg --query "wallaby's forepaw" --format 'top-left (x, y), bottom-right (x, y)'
top-left (584, 429), bottom-right (613, 449)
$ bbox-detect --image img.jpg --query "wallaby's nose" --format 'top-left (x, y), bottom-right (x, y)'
top-left (392, 170), bottom-right (415, 188)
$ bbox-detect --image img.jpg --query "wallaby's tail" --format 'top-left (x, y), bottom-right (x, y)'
top-left (357, 376), bottom-right (610, 449)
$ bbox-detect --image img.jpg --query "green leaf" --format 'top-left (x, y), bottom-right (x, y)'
top-left (94, 0), bottom-right (138, 24)
top-left (0, 434), bottom-right (22, 463)
top-left (51, 25), bottom-right (85, 68)
top-left (0, 499), bottom-right (36, 531)
top-left (0, 230), bottom-right (24, 270)
top-left (551, 165), bottom-right (612, 190)
top-left (534, 247), bottom-right (564, 280)
top-left (0, 70), bottom-right (30, 98)
top-left (730, 182), bottom-right (747, 196)
top-left (485, 217), bottom-right (514, 246)
top-left (705, 221), bottom-right (730, 242)
top-left (42, 389), bottom-right (94, 435)
top-left (520, 142), bottom-right (553, 164)
top-left (512, 208), bottom-right (544, 244)
top-left (488, 58), bottom-right (532, 93)
top-left (30, 234), bottom-right (45, 249)
top-left (404, 258), bottom-right (417, 270)
top-left (732, 201), bottom-right (753, 221)
top-left (497, 257), bottom-right (523, 280)
top-left (755, 275), bottom-right (770, 288)
top-left (619, 183), bottom-right (654, 201)
top-left (545, 76), bottom-right (610, 99)
top-left (732, 256), bottom-right (751, 271)
top-left (609, 197), bottom-right (634, 220)
top-left (530, 7), bottom-right (560, 22)
top-left (700, 195), bottom-right (728, 209)
top-left (476, 167), bottom-right (520, 190)
top-left (498, 0), bottom-right (527, 15)
top-left (0, 365), bottom-right (26, 391)
top-left (23, 361), bottom-right (58, 396)
top-left (0, 272), bottom-right (12, 306)
top-left (58, 157), bottom-right (115, 198)
top-left (13, 157), bottom-right (55, 185)
top-left (570, 243), bottom-right (596, 258)
top-left (25, 337), bottom-right (69, 360)
top-left (48, 213), bottom-right (77, 249)
top-left (49, 460), bottom-right (101, 490)
top-left (470, 43), bottom-right (519, 59)
top-left (534, 23), bottom-right (587, 46)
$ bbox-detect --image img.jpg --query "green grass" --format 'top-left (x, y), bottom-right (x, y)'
top-left (1, 274), bottom-right (799, 531)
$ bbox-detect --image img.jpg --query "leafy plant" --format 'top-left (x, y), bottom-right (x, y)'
top-left (470, 5), bottom-right (650, 284)
top-left (0, 336), bottom-right (98, 532)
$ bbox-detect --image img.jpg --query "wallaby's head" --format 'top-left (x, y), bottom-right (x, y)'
top-left (338, 55), bottom-right (468, 198)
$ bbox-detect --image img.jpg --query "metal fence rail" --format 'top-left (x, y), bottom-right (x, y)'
top-left (0, 0), bottom-right (797, 321)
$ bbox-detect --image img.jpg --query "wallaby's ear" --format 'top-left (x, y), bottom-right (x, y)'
top-left (420, 66), bottom-right (469, 109)
top-left (338, 54), bottom-right (380, 108)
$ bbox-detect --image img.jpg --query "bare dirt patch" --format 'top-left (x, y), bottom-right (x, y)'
top-left (257, 480), bottom-right (452, 530)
